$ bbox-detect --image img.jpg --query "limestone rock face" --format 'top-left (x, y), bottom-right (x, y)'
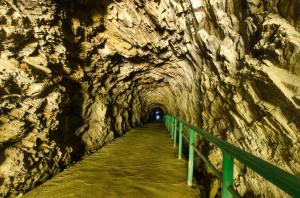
top-left (0, 1), bottom-right (72, 196)
top-left (190, 0), bottom-right (300, 196)
top-left (0, 0), bottom-right (299, 197)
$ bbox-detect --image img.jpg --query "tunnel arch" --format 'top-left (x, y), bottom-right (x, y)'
top-left (147, 103), bottom-right (167, 115)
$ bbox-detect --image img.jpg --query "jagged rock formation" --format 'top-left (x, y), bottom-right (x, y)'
top-left (0, 0), bottom-right (299, 197)
top-left (191, 0), bottom-right (300, 197)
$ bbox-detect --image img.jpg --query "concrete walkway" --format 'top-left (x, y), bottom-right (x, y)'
top-left (24, 122), bottom-right (200, 198)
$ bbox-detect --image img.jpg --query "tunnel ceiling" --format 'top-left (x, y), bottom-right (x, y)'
top-left (0, 0), bottom-right (300, 197)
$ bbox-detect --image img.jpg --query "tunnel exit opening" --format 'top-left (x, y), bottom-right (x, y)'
top-left (150, 107), bottom-right (164, 121)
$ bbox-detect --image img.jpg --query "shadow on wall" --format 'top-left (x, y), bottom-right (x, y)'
top-left (57, 0), bottom-right (112, 25)
top-left (50, 79), bottom-right (86, 162)
top-left (278, 0), bottom-right (300, 30)
top-left (48, 0), bottom-right (115, 161)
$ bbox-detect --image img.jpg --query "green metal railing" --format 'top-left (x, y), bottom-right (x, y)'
top-left (164, 115), bottom-right (300, 198)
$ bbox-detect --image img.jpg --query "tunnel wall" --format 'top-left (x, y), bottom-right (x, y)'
top-left (0, 0), bottom-right (299, 197)
top-left (189, 0), bottom-right (300, 196)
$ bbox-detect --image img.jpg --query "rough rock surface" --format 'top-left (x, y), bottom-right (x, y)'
top-left (0, 0), bottom-right (299, 197)
top-left (189, 0), bottom-right (300, 197)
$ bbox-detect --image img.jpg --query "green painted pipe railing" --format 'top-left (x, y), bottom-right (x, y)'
top-left (163, 114), bottom-right (300, 198)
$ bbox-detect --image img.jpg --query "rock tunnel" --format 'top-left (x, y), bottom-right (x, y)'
top-left (0, 0), bottom-right (299, 197)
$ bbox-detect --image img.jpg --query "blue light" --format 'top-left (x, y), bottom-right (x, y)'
top-left (155, 115), bottom-right (161, 120)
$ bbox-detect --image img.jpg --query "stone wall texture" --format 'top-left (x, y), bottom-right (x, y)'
top-left (0, 0), bottom-right (299, 197)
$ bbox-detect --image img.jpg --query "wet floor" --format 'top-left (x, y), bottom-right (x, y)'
top-left (24, 122), bottom-right (200, 198)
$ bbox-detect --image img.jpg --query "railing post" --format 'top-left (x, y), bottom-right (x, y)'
top-left (178, 122), bottom-right (183, 159)
top-left (168, 117), bottom-right (170, 130)
top-left (222, 151), bottom-right (234, 198)
top-left (187, 128), bottom-right (195, 186)
top-left (173, 119), bottom-right (177, 147)
top-left (167, 116), bottom-right (170, 131)
top-left (171, 118), bottom-right (175, 139)
top-left (170, 117), bottom-right (173, 135)
top-left (171, 118), bottom-right (173, 138)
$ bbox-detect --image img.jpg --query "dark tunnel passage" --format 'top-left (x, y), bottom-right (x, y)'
top-left (149, 107), bottom-right (164, 121)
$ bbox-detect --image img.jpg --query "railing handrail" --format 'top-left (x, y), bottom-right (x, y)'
top-left (164, 114), bottom-right (300, 197)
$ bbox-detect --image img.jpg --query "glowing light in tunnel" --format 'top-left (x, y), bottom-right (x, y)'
top-left (155, 115), bottom-right (161, 120)
top-left (151, 108), bottom-right (163, 121)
